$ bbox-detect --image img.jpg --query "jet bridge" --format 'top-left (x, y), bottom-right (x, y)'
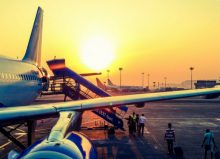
top-left (45, 59), bottom-right (128, 130)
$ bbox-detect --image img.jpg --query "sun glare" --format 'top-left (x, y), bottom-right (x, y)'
top-left (80, 36), bottom-right (115, 71)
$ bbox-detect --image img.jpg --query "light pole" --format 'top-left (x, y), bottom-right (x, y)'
top-left (153, 81), bottom-right (156, 89)
top-left (119, 67), bottom-right (123, 88)
top-left (107, 70), bottom-right (110, 80)
top-left (147, 74), bottom-right (150, 89)
top-left (189, 67), bottom-right (194, 89)
top-left (164, 77), bottom-right (167, 90)
top-left (142, 72), bottom-right (145, 87)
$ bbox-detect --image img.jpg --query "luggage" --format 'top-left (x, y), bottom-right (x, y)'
top-left (174, 146), bottom-right (183, 157)
top-left (215, 151), bottom-right (220, 159)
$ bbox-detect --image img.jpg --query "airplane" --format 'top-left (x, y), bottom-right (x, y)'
top-left (96, 78), bottom-right (148, 92)
top-left (0, 7), bottom-right (47, 107)
top-left (1, 6), bottom-right (220, 159)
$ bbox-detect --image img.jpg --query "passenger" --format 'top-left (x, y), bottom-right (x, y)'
top-left (164, 123), bottom-right (175, 155)
top-left (131, 112), bottom-right (137, 133)
top-left (127, 115), bottom-right (133, 135)
top-left (136, 114), bottom-right (140, 134)
top-left (138, 114), bottom-right (146, 136)
top-left (201, 129), bottom-right (217, 159)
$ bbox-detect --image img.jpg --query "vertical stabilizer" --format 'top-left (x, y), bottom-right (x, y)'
top-left (96, 78), bottom-right (106, 90)
top-left (22, 7), bottom-right (43, 66)
top-left (107, 79), bottom-right (115, 86)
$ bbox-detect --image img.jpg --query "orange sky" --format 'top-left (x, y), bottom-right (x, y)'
top-left (0, 0), bottom-right (220, 87)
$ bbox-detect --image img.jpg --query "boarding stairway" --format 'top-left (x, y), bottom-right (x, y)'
top-left (42, 59), bottom-right (128, 130)
top-left (42, 76), bottom-right (98, 100)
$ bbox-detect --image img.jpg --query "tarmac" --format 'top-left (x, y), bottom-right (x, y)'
top-left (1, 95), bottom-right (220, 159)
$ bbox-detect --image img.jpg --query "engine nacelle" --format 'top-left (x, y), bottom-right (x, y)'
top-left (204, 93), bottom-right (220, 99)
top-left (135, 102), bottom-right (145, 108)
top-left (16, 131), bottom-right (97, 159)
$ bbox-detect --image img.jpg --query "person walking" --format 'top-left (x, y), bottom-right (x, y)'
top-left (127, 115), bottom-right (133, 135)
top-left (164, 123), bottom-right (175, 155)
top-left (136, 114), bottom-right (140, 134)
top-left (131, 112), bottom-right (137, 133)
top-left (138, 114), bottom-right (146, 136)
top-left (201, 129), bottom-right (217, 159)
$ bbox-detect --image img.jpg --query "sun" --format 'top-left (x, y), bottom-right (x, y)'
top-left (80, 36), bottom-right (115, 70)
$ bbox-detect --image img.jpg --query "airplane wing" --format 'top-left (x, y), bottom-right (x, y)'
top-left (1, 87), bottom-right (220, 125)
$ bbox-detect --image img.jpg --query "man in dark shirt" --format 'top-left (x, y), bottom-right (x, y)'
top-left (164, 123), bottom-right (175, 155)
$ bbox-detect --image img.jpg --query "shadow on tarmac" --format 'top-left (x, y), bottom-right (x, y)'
top-left (93, 132), bottom-right (173, 159)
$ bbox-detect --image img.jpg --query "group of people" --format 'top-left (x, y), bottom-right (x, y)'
top-left (126, 113), bottom-right (217, 158)
top-left (164, 123), bottom-right (217, 159)
top-left (127, 112), bottom-right (177, 155)
top-left (127, 112), bottom-right (146, 136)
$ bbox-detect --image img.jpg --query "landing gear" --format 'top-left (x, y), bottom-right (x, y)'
top-left (27, 120), bottom-right (36, 146)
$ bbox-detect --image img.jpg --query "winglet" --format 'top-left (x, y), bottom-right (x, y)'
top-left (22, 7), bottom-right (43, 66)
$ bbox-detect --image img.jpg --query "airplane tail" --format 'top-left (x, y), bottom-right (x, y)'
top-left (96, 78), bottom-right (106, 90)
top-left (22, 7), bottom-right (43, 66)
top-left (107, 79), bottom-right (115, 86)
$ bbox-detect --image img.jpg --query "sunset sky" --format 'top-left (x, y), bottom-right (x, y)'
top-left (0, 0), bottom-right (220, 87)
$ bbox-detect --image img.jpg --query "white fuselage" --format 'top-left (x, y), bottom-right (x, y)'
top-left (0, 57), bottom-right (43, 106)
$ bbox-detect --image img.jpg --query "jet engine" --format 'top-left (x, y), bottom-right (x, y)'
top-left (135, 102), bottom-right (145, 108)
top-left (204, 93), bottom-right (220, 99)
top-left (11, 131), bottom-right (97, 159)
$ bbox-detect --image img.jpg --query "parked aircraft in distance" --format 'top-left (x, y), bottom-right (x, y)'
top-left (96, 78), bottom-right (148, 92)
top-left (1, 7), bottom-right (220, 159)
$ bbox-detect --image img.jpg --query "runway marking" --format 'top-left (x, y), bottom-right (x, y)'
top-left (144, 128), bottom-right (150, 134)
top-left (14, 133), bottom-right (27, 135)
top-left (0, 134), bottom-right (26, 150)
top-left (145, 124), bottom-right (166, 153)
top-left (7, 126), bottom-right (25, 133)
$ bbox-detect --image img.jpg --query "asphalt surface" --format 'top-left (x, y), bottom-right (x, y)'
top-left (1, 95), bottom-right (220, 159)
